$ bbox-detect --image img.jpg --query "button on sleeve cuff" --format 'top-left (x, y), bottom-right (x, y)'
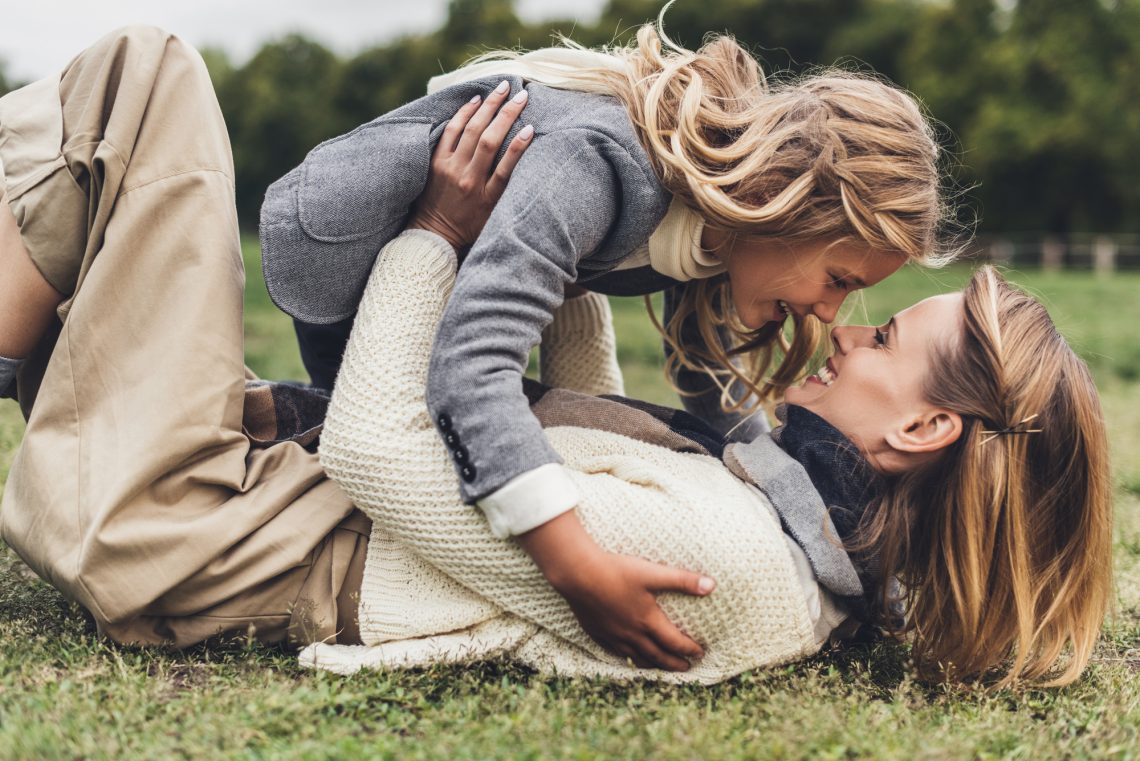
top-left (476, 463), bottom-right (581, 539)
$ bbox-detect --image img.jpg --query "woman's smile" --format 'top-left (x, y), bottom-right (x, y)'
top-left (805, 357), bottom-right (837, 386)
top-left (785, 293), bottom-right (964, 468)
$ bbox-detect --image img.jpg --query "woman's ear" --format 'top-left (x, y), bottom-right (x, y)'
top-left (885, 408), bottom-right (963, 454)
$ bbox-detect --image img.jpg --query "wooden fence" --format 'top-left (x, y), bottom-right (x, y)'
top-left (968, 234), bottom-right (1140, 272)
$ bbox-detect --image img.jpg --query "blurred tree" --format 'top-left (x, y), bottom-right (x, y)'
top-left (207, 0), bottom-right (1140, 236)
top-left (334, 37), bottom-right (443, 128)
top-left (901, 0), bottom-right (998, 135)
top-left (216, 35), bottom-right (343, 226)
top-left (965, 0), bottom-right (1129, 232)
top-left (1107, 0), bottom-right (1140, 228)
top-left (897, 0), bottom-right (1001, 237)
top-left (198, 46), bottom-right (234, 96)
top-left (823, 0), bottom-right (925, 83)
top-left (333, 3), bottom-right (588, 133)
top-left (0, 59), bottom-right (10, 97)
top-left (594, 0), bottom-right (870, 73)
top-left (433, 0), bottom-right (581, 72)
top-left (437, 0), bottom-right (526, 61)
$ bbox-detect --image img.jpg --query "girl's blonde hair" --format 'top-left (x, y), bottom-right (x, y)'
top-left (462, 0), bottom-right (954, 408)
top-left (852, 266), bottom-right (1113, 688)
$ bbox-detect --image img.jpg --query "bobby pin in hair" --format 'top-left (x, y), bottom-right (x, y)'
top-left (979, 414), bottom-right (1043, 446)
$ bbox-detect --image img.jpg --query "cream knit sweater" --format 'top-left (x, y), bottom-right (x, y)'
top-left (302, 230), bottom-right (820, 681)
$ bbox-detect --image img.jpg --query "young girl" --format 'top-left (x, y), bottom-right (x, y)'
top-left (262, 1), bottom-right (950, 668)
top-left (308, 226), bottom-right (1111, 688)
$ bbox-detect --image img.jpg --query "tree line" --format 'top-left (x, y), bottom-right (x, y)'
top-left (4, 0), bottom-right (1139, 236)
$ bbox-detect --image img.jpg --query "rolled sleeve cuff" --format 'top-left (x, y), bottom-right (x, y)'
top-left (476, 463), bottom-right (581, 538)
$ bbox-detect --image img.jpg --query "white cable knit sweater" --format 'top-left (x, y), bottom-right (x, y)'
top-left (302, 230), bottom-right (821, 681)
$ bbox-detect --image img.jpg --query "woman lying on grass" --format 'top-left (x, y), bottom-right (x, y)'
top-left (311, 227), bottom-right (1113, 688)
top-left (0, 27), bottom-right (1111, 690)
top-left (265, 0), bottom-right (953, 674)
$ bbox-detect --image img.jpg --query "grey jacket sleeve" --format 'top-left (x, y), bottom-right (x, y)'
top-left (426, 128), bottom-right (625, 503)
top-left (662, 284), bottom-right (772, 443)
top-left (259, 118), bottom-right (436, 325)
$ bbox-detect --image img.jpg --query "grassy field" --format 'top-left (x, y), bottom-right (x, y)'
top-left (1, 243), bottom-right (1138, 759)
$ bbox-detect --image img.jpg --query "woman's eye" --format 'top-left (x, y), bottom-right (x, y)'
top-left (829, 275), bottom-right (850, 291)
top-left (874, 328), bottom-right (887, 347)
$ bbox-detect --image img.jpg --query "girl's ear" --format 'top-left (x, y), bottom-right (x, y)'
top-left (885, 408), bottom-right (963, 454)
top-left (700, 225), bottom-right (731, 260)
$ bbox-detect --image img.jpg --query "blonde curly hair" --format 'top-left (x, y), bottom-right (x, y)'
top-left (462, 0), bottom-right (956, 409)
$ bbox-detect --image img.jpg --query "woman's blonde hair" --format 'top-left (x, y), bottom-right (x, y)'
top-left (461, 0), bottom-right (954, 408)
top-left (852, 266), bottom-right (1113, 688)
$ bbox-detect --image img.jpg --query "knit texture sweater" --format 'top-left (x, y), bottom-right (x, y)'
top-left (303, 230), bottom-right (820, 681)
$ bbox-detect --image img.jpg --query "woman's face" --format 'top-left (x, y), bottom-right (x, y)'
top-left (702, 229), bottom-right (906, 329)
top-left (784, 292), bottom-right (966, 473)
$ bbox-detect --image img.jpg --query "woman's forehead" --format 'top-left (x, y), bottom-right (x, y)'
top-left (896, 292), bottom-right (964, 348)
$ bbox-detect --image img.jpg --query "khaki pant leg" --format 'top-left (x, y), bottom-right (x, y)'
top-left (102, 510), bottom-right (372, 648)
top-left (0, 26), bottom-right (364, 646)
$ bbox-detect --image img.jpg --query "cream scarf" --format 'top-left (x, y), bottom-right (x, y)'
top-left (427, 50), bottom-right (725, 283)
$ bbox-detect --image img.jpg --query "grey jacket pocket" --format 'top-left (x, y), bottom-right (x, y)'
top-left (298, 118), bottom-right (432, 243)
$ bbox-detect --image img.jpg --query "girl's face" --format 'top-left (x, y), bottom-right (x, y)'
top-left (785, 292), bottom-right (965, 473)
top-left (703, 230), bottom-right (907, 329)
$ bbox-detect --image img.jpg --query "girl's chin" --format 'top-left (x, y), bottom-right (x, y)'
top-left (738, 316), bottom-right (771, 330)
top-left (742, 317), bottom-right (782, 332)
top-left (738, 302), bottom-right (785, 330)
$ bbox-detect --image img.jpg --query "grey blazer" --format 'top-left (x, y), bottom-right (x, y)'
top-left (260, 74), bottom-right (767, 504)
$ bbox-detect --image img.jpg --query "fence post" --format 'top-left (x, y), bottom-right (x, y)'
top-left (989, 238), bottom-right (1014, 267)
top-left (1042, 236), bottom-right (1064, 272)
top-left (1093, 236), bottom-right (1117, 276)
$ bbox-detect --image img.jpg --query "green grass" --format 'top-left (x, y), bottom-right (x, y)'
top-left (2, 246), bottom-right (1138, 759)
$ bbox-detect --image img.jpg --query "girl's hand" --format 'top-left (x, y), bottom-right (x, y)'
top-left (406, 81), bottom-right (534, 255)
top-left (516, 510), bottom-right (715, 671)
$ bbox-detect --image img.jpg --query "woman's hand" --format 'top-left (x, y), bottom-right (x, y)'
top-left (406, 81), bottom-right (534, 255)
top-left (516, 510), bottom-right (715, 671)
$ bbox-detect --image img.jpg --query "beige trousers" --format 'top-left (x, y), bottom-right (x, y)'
top-left (0, 27), bottom-right (368, 648)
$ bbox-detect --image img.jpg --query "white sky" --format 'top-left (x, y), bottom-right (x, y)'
top-left (0, 0), bottom-right (609, 83)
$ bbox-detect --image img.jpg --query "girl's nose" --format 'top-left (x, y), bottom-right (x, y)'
top-left (811, 294), bottom-right (845, 324)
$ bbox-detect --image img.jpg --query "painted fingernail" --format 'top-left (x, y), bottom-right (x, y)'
top-left (495, 80), bottom-right (509, 94)
top-left (519, 124), bottom-right (534, 140)
top-left (512, 89), bottom-right (528, 104)
top-left (469, 94), bottom-right (481, 104)
top-left (698, 577), bottom-right (715, 594)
